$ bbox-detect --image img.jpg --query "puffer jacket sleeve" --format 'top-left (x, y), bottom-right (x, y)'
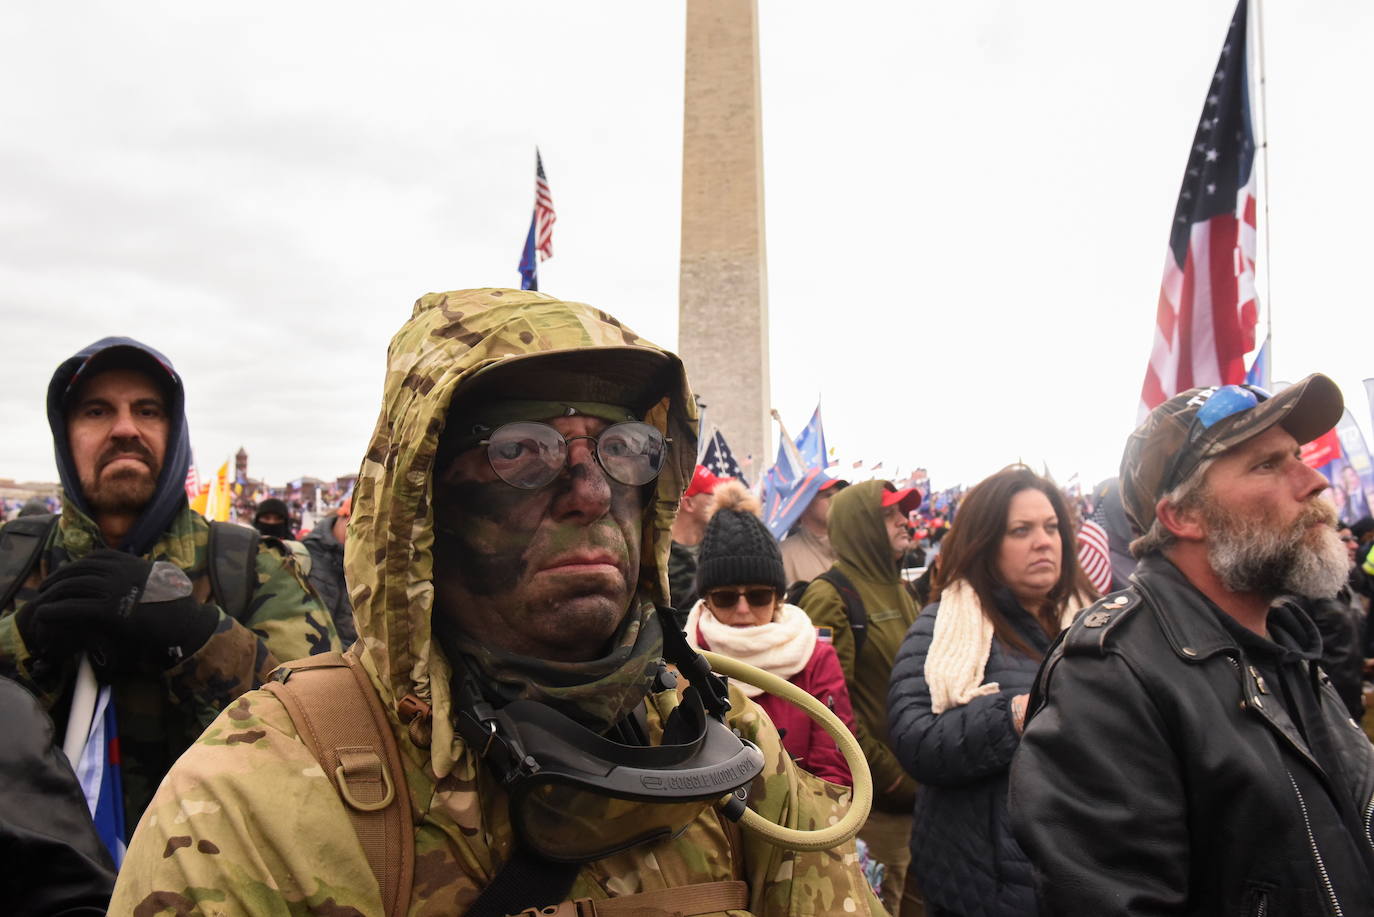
top-left (162, 544), bottom-right (340, 730)
top-left (887, 604), bottom-right (1021, 788)
top-left (1008, 647), bottom-right (1189, 915)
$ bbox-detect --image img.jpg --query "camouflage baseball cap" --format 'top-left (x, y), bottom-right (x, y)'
top-left (1119, 373), bottom-right (1343, 535)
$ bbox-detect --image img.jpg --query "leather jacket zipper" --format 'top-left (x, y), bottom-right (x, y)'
top-left (1287, 770), bottom-right (1343, 916)
top-left (1365, 792), bottom-right (1374, 854)
top-left (1253, 889), bottom-right (1268, 917)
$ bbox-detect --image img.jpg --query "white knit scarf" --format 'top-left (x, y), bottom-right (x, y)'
top-left (925, 579), bottom-right (1086, 714)
top-left (684, 600), bottom-right (817, 698)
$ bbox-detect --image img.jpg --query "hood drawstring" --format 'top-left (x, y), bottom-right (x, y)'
top-left (398, 694), bottom-right (434, 749)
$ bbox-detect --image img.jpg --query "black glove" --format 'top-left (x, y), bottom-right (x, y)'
top-left (17, 550), bottom-right (221, 673)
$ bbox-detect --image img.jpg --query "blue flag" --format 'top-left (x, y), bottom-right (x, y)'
top-left (517, 148), bottom-right (556, 291)
top-left (518, 215), bottom-right (538, 291)
top-left (762, 457), bottom-right (826, 539)
top-left (1244, 336), bottom-right (1270, 389)
top-left (74, 686), bottom-right (127, 866)
top-left (794, 405), bottom-right (828, 469)
top-left (760, 407), bottom-right (838, 538)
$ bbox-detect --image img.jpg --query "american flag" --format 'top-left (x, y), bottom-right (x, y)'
top-left (1140, 0), bottom-right (1258, 417)
top-left (701, 430), bottom-right (745, 485)
top-left (184, 464), bottom-right (200, 499)
top-left (1076, 518), bottom-right (1114, 596)
top-left (518, 149), bottom-right (557, 290)
top-left (533, 149), bottom-right (555, 261)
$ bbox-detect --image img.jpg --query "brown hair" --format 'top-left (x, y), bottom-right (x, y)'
top-left (932, 465), bottom-right (1094, 656)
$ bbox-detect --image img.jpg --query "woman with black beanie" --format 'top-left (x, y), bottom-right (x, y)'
top-left (683, 481), bottom-right (858, 787)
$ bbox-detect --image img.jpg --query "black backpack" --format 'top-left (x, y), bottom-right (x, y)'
top-left (0, 514), bottom-right (262, 621)
top-left (786, 568), bottom-right (869, 658)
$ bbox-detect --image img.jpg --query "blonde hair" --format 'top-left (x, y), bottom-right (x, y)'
top-left (707, 479), bottom-right (762, 520)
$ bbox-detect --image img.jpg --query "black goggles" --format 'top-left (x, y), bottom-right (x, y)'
top-left (1161, 383), bottom-right (1271, 492)
top-left (480, 421), bottom-right (668, 490)
top-left (476, 691), bottom-right (762, 863)
top-left (454, 608), bottom-right (764, 864)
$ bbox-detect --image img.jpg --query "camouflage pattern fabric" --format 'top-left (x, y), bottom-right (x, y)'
top-left (0, 497), bottom-right (339, 826)
top-left (111, 289), bottom-right (882, 916)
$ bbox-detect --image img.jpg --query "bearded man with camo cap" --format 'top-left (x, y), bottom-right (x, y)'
top-left (112, 289), bottom-right (881, 916)
top-left (1010, 375), bottom-right (1374, 916)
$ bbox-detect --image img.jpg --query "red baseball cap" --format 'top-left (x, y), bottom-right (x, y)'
top-left (881, 485), bottom-right (923, 515)
top-left (684, 464), bottom-right (728, 498)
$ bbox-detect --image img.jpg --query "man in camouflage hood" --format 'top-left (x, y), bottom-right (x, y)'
top-left (0, 337), bottom-right (338, 835)
top-left (112, 290), bottom-right (881, 916)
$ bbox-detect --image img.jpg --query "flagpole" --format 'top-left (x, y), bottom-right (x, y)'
top-left (1252, 0), bottom-right (1274, 376)
top-left (769, 408), bottom-right (794, 451)
top-left (62, 655), bottom-right (99, 764)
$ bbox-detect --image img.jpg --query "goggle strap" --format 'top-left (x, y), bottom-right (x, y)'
top-left (657, 605), bottom-right (732, 718)
top-left (453, 667), bottom-right (532, 782)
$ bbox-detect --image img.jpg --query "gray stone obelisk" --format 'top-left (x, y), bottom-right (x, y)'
top-left (678, 0), bottom-right (771, 473)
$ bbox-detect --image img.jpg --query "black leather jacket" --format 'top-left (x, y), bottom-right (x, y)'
top-left (1009, 554), bottom-right (1374, 916)
top-left (0, 676), bottom-right (115, 915)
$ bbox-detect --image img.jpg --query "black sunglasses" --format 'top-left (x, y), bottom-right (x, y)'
top-left (706, 588), bottom-right (778, 610)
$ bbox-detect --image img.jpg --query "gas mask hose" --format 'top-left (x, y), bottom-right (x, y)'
top-left (698, 650), bottom-right (872, 851)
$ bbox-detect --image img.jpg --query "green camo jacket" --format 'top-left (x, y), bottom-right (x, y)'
top-left (0, 499), bottom-right (340, 825)
top-left (111, 289), bottom-right (882, 916)
top-left (109, 668), bottom-right (881, 916)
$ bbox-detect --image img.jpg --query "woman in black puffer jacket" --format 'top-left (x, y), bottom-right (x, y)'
top-left (887, 466), bottom-right (1095, 917)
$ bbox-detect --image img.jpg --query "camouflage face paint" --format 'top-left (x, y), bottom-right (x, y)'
top-left (430, 415), bottom-right (647, 662)
top-left (433, 478), bottom-right (535, 598)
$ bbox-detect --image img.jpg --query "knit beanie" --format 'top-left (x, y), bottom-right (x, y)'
top-left (694, 481), bottom-right (787, 595)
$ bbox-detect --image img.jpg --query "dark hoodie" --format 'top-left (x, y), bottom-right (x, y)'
top-left (0, 338), bottom-right (338, 831)
top-left (799, 479), bottom-right (919, 810)
top-left (46, 337), bottom-right (193, 555)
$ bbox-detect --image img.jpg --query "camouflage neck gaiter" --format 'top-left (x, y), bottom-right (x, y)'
top-left (445, 600), bottom-right (664, 734)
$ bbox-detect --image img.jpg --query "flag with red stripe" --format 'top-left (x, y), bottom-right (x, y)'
top-left (1076, 518), bottom-right (1113, 596)
top-left (518, 148), bottom-right (557, 290)
top-left (1140, 0), bottom-right (1258, 418)
top-left (533, 149), bottom-right (555, 260)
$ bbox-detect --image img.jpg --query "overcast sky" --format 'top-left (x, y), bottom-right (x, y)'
top-left (3, 1), bottom-right (1370, 493)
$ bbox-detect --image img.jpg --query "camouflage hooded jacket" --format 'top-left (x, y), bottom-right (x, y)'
top-left (111, 289), bottom-right (881, 916)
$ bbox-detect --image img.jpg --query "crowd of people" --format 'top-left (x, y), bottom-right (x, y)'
top-left (2, 290), bottom-right (1373, 917)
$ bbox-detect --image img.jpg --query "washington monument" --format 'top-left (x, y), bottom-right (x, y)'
top-left (677, 0), bottom-right (771, 471)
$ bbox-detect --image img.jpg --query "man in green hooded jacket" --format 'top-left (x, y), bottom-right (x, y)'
top-left (111, 289), bottom-right (882, 917)
top-left (800, 480), bottom-right (922, 916)
top-left (0, 337), bottom-right (338, 838)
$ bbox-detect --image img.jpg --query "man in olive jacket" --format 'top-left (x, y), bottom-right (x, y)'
top-left (1011, 376), bottom-right (1374, 916)
top-left (800, 479), bottom-right (922, 916)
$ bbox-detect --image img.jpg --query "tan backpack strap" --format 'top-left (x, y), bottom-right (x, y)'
top-left (264, 651), bottom-right (415, 917)
top-left (510, 880), bottom-right (749, 917)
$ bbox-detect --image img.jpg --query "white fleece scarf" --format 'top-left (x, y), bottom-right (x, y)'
top-left (926, 579), bottom-right (1086, 714)
top-left (684, 600), bottom-right (817, 698)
